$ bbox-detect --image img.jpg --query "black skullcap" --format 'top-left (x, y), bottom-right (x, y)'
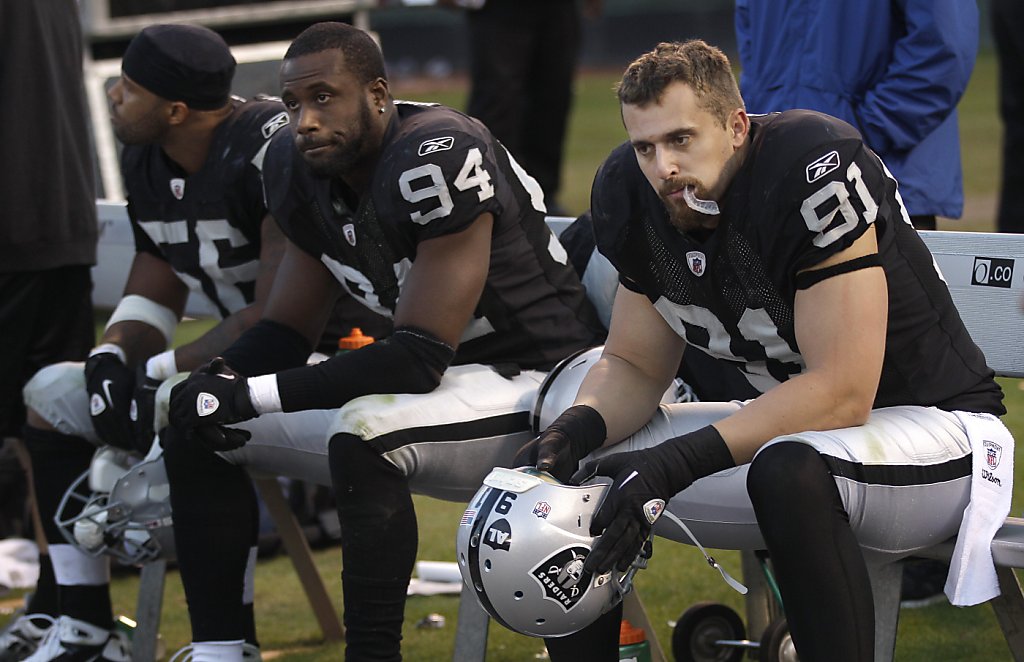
top-left (122, 24), bottom-right (236, 110)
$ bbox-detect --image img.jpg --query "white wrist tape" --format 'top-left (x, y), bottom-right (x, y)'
top-left (89, 343), bottom-right (127, 364)
top-left (105, 294), bottom-right (179, 345)
top-left (145, 349), bottom-right (178, 381)
top-left (247, 374), bottom-right (282, 414)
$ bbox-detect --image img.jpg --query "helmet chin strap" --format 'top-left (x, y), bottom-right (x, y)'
top-left (658, 510), bottom-right (748, 595)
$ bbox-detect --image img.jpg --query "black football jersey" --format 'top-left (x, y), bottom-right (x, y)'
top-left (265, 101), bottom-right (602, 369)
top-left (592, 110), bottom-right (1004, 414)
top-left (122, 98), bottom-right (290, 319)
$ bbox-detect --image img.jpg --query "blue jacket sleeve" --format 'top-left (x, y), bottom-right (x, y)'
top-left (855, 0), bottom-right (977, 154)
top-left (735, 0), bottom-right (752, 82)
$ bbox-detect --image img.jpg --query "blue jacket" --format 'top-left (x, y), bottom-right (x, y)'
top-left (735, 0), bottom-right (977, 218)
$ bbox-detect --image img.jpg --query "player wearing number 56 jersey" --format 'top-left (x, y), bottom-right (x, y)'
top-left (518, 41), bottom-right (1009, 662)
top-left (16, 24), bottom-right (303, 662)
top-left (162, 21), bottom-right (602, 661)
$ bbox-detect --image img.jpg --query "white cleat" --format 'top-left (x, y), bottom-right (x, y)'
top-left (22, 617), bottom-right (130, 662)
top-left (0, 614), bottom-right (55, 661)
top-left (168, 642), bottom-right (261, 661)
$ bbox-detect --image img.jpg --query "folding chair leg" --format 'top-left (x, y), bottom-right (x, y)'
top-left (867, 559), bottom-right (902, 662)
top-left (991, 566), bottom-right (1024, 661)
top-left (133, 560), bottom-right (167, 662)
top-left (453, 580), bottom-right (489, 662)
top-left (253, 476), bottom-right (344, 642)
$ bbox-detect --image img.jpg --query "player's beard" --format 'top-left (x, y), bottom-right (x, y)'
top-left (660, 149), bottom-right (744, 234)
top-left (304, 100), bottom-right (375, 180)
top-left (111, 106), bottom-right (169, 146)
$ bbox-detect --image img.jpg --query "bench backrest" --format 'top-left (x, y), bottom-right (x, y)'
top-left (93, 204), bottom-right (1024, 380)
top-left (918, 230), bottom-right (1024, 379)
top-left (547, 217), bottom-right (1023, 379)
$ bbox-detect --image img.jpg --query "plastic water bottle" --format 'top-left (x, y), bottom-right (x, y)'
top-left (618, 619), bottom-right (652, 662)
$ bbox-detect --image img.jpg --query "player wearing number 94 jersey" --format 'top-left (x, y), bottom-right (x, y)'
top-left (162, 21), bottom-right (603, 662)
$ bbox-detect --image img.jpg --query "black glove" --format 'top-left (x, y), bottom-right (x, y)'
top-left (130, 365), bottom-right (161, 454)
top-left (574, 425), bottom-right (734, 574)
top-left (169, 357), bottom-right (258, 430)
top-left (513, 405), bottom-right (607, 483)
top-left (84, 351), bottom-right (137, 450)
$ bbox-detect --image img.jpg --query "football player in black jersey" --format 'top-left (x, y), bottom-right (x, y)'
top-left (521, 41), bottom-right (1012, 661)
top-left (17, 24), bottom-right (313, 662)
top-left (164, 21), bottom-right (602, 662)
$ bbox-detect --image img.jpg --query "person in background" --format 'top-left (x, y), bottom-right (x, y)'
top-left (735, 0), bottom-right (977, 231)
top-left (443, 0), bottom-right (601, 214)
top-left (0, 1), bottom-right (98, 658)
top-left (993, 0), bottom-right (1024, 234)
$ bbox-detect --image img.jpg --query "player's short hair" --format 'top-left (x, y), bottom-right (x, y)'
top-left (285, 22), bottom-right (387, 85)
top-left (617, 40), bottom-right (744, 127)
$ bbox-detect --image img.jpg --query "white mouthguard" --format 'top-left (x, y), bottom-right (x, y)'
top-left (682, 185), bottom-right (720, 215)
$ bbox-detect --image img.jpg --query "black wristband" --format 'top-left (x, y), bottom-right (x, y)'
top-left (649, 425), bottom-right (735, 494)
top-left (549, 404), bottom-right (607, 460)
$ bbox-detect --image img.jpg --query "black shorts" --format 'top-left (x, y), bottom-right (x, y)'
top-left (0, 266), bottom-right (94, 436)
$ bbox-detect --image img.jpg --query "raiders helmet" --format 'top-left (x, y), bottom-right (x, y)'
top-left (531, 346), bottom-right (686, 434)
top-left (55, 449), bottom-right (175, 565)
top-left (456, 467), bottom-right (643, 638)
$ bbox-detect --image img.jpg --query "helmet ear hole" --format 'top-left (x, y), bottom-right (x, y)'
top-left (514, 590), bottom-right (524, 600)
top-left (484, 559), bottom-right (492, 571)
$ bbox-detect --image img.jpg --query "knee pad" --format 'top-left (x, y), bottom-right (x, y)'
top-left (747, 441), bottom-right (848, 536)
top-left (328, 432), bottom-right (404, 495)
top-left (22, 362), bottom-right (87, 435)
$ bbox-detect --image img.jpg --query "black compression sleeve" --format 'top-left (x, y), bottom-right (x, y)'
top-left (647, 425), bottom-right (736, 494)
top-left (275, 325), bottom-right (455, 412)
top-left (220, 319), bottom-right (313, 378)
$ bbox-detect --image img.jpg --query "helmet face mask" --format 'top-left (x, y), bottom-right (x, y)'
top-left (55, 454), bottom-right (175, 565)
top-left (456, 467), bottom-right (639, 638)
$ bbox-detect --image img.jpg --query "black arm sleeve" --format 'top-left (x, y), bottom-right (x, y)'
top-left (275, 326), bottom-right (456, 412)
top-left (221, 319), bottom-right (313, 378)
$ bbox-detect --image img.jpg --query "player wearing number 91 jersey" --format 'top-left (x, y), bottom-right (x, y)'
top-left (593, 108), bottom-right (1000, 410)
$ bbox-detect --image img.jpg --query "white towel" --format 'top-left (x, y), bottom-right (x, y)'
top-left (945, 411), bottom-right (1014, 606)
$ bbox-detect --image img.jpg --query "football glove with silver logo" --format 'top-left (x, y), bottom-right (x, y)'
top-left (84, 352), bottom-right (137, 451)
top-left (169, 358), bottom-right (257, 451)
